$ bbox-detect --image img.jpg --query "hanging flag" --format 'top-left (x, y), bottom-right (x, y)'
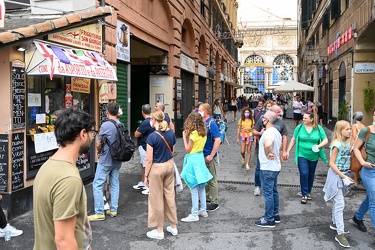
top-left (74, 49), bottom-right (92, 66)
top-left (92, 52), bottom-right (105, 66)
top-left (51, 46), bottom-right (70, 64)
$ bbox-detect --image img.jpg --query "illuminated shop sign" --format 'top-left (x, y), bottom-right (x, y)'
top-left (327, 27), bottom-right (353, 56)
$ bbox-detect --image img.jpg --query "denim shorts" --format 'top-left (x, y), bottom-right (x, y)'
top-left (239, 135), bottom-right (254, 143)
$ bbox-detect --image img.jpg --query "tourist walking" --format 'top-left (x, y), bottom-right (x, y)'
top-left (236, 107), bottom-right (255, 170)
top-left (350, 111), bottom-right (366, 187)
top-left (350, 108), bottom-right (375, 234)
top-left (323, 120), bottom-right (353, 248)
top-left (144, 110), bottom-right (177, 239)
top-left (181, 112), bottom-right (213, 222)
top-left (213, 98), bottom-right (224, 120)
top-left (286, 111), bottom-right (328, 204)
top-left (229, 97), bottom-right (238, 121)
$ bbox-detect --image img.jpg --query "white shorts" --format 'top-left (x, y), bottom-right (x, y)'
top-left (138, 145), bottom-right (147, 167)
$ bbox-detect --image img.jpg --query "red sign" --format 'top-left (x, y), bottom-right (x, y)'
top-left (327, 27), bottom-right (353, 56)
top-left (0, 0), bottom-right (5, 28)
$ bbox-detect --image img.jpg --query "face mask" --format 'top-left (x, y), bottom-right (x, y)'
top-left (244, 113), bottom-right (250, 118)
top-left (198, 111), bottom-right (204, 117)
top-left (257, 106), bottom-right (262, 110)
top-left (373, 122), bottom-right (375, 126)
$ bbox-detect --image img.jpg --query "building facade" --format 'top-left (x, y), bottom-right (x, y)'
top-left (298, 0), bottom-right (375, 126)
top-left (237, 2), bottom-right (298, 99)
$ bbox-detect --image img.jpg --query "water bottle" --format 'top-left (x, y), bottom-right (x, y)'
top-left (4, 223), bottom-right (11, 241)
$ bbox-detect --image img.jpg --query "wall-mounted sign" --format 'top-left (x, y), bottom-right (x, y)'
top-left (71, 78), bottom-right (91, 93)
top-left (116, 21), bottom-right (130, 62)
top-left (0, 134), bottom-right (9, 192)
top-left (48, 23), bottom-right (103, 52)
top-left (327, 26), bottom-right (353, 56)
top-left (176, 79), bottom-right (182, 100)
top-left (11, 133), bottom-right (24, 191)
top-left (355, 63), bottom-right (375, 74)
top-left (11, 60), bottom-right (26, 129)
top-left (198, 63), bottom-right (207, 78)
top-left (150, 55), bottom-right (168, 65)
top-left (151, 77), bottom-right (165, 87)
top-left (180, 54), bottom-right (195, 73)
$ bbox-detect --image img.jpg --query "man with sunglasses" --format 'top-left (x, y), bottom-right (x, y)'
top-left (89, 102), bottom-right (123, 221)
top-left (34, 108), bottom-right (96, 250)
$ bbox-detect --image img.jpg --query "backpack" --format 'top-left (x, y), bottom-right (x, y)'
top-left (223, 102), bottom-right (229, 112)
top-left (208, 118), bottom-right (229, 145)
top-left (105, 119), bottom-right (135, 162)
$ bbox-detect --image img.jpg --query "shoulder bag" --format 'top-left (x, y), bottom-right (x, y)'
top-left (350, 126), bottom-right (371, 173)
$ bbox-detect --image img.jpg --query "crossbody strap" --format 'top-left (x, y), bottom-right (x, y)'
top-left (155, 131), bottom-right (173, 153)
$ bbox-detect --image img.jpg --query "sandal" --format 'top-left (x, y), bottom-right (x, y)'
top-left (301, 196), bottom-right (308, 204)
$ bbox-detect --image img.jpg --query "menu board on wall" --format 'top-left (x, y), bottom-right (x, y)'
top-left (11, 133), bottom-right (24, 191)
top-left (11, 60), bottom-right (26, 129)
top-left (99, 103), bottom-right (108, 126)
top-left (0, 134), bottom-right (9, 193)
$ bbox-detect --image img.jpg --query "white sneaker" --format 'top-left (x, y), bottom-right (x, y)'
top-left (0, 224), bottom-right (23, 237)
top-left (146, 229), bottom-right (164, 240)
top-left (133, 181), bottom-right (146, 190)
top-left (104, 202), bottom-right (110, 211)
top-left (166, 226), bottom-right (178, 236)
top-left (181, 214), bottom-right (199, 222)
top-left (254, 186), bottom-right (261, 196)
top-left (198, 211), bottom-right (208, 218)
top-left (142, 188), bottom-right (149, 195)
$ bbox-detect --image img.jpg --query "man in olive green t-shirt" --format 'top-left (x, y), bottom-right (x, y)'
top-left (33, 109), bottom-right (97, 250)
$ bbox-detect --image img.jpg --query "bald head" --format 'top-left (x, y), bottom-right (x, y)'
top-left (264, 111), bottom-right (277, 124)
top-left (155, 102), bottom-right (165, 112)
top-left (270, 105), bottom-right (282, 118)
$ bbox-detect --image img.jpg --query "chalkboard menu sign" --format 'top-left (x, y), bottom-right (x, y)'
top-left (99, 103), bottom-right (108, 125)
top-left (11, 133), bottom-right (24, 191)
top-left (0, 134), bottom-right (9, 193)
top-left (11, 60), bottom-right (26, 129)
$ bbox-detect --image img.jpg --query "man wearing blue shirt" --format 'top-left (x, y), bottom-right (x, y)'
top-left (133, 104), bottom-right (154, 195)
top-left (198, 103), bottom-right (221, 211)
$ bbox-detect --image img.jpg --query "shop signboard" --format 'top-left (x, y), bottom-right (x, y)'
top-left (48, 23), bottom-right (103, 52)
top-left (11, 133), bottom-right (24, 191)
top-left (0, 0), bottom-right (5, 29)
top-left (27, 41), bottom-right (118, 81)
top-left (116, 21), bottom-right (130, 62)
top-left (0, 134), bottom-right (8, 192)
top-left (11, 60), bottom-right (26, 129)
top-left (71, 77), bottom-right (91, 93)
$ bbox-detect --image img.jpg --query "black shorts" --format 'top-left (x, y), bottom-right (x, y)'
top-left (230, 105), bottom-right (237, 112)
top-left (293, 113), bottom-right (302, 121)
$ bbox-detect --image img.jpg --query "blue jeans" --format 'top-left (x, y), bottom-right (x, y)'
top-left (191, 185), bottom-right (207, 216)
top-left (260, 170), bottom-right (280, 221)
top-left (355, 167), bottom-right (375, 229)
top-left (93, 161), bottom-right (122, 214)
top-left (298, 157), bottom-right (318, 196)
top-left (254, 144), bottom-right (261, 187)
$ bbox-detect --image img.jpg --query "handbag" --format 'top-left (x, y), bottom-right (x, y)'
top-left (155, 131), bottom-right (184, 193)
top-left (350, 126), bottom-right (371, 173)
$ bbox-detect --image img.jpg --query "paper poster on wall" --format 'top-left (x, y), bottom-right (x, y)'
top-left (34, 132), bottom-right (59, 154)
top-left (98, 80), bottom-right (108, 103)
top-left (155, 94), bottom-right (164, 104)
top-left (36, 113), bottom-right (46, 124)
top-left (28, 93), bottom-right (41, 106)
top-left (116, 21), bottom-right (130, 62)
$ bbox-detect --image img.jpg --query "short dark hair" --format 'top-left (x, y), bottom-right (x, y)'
top-left (54, 108), bottom-right (96, 147)
top-left (107, 102), bottom-right (119, 116)
top-left (142, 104), bottom-right (151, 114)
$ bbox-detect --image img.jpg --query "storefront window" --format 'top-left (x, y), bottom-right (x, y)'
top-left (26, 75), bottom-right (94, 179)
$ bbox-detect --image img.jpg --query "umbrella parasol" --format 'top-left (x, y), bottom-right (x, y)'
top-left (273, 81), bottom-right (314, 92)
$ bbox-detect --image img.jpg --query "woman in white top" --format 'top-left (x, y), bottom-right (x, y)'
top-left (213, 99), bottom-right (224, 120)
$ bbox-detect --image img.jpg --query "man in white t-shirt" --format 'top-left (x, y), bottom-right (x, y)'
top-left (292, 96), bottom-right (303, 128)
top-left (255, 111), bottom-right (282, 228)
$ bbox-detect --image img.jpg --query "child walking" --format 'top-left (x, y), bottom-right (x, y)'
top-left (181, 112), bottom-right (213, 222)
top-left (323, 120), bottom-right (354, 248)
top-left (236, 107), bottom-right (255, 170)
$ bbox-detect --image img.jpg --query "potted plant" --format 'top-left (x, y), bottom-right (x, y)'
top-left (363, 87), bottom-right (375, 112)
top-left (338, 101), bottom-right (349, 121)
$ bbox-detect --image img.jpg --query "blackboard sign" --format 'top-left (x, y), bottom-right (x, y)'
top-left (99, 103), bottom-right (108, 125)
top-left (12, 60), bottom-right (26, 129)
top-left (11, 133), bottom-right (24, 191)
top-left (0, 134), bottom-right (9, 193)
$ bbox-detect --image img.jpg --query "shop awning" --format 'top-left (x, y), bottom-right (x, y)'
top-left (26, 40), bottom-right (117, 81)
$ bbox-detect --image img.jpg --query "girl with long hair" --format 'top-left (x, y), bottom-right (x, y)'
top-left (213, 98), bottom-right (224, 120)
top-left (323, 120), bottom-right (353, 248)
top-left (181, 112), bottom-right (212, 222)
top-left (286, 111), bottom-right (329, 204)
top-left (236, 107), bottom-right (255, 170)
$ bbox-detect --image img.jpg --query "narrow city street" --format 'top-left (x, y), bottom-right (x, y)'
top-left (3, 114), bottom-right (374, 250)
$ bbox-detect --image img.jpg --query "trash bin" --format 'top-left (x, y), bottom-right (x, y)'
top-left (176, 114), bottom-right (183, 137)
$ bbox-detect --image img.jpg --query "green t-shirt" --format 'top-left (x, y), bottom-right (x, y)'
top-left (33, 159), bottom-right (92, 250)
top-left (358, 127), bottom-right (375, 164)
top-left (294, 124), bottom-right (327, 161)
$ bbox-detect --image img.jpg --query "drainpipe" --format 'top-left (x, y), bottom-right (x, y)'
top-left (350, 50), bottom-right (354, 124)
top-left (100, 0), bottom-right (105, 52)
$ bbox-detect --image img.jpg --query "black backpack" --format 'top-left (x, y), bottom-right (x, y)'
top-left (104, 119), bottom-right (135, 162)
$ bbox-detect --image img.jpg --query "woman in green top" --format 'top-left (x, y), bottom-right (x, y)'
top-left (287, 111), bottom-right (328, 204)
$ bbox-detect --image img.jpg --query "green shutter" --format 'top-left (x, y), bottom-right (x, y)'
top-left (116, 62), bottom-right (128, 127)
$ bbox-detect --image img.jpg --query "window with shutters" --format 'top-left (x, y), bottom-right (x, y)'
top-left (301, 0), bottom-right (309, 30)
top-left (322, 11), bottom-right (330, 36)
top-left (331, 0), bottom-right (341, 20)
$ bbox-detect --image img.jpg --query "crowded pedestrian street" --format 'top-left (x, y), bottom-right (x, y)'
top-left (2, 113), bottom-right (374, 250)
